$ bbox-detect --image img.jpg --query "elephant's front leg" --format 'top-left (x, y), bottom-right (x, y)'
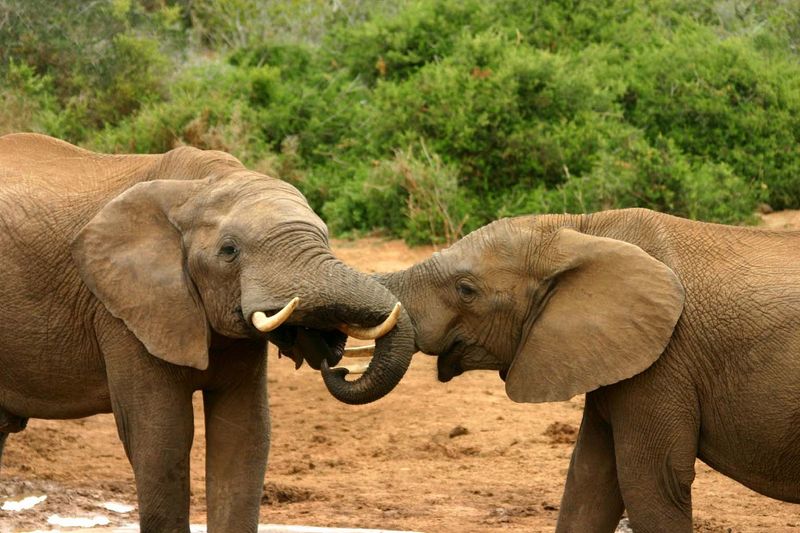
top-left (610, 387), bottom-right (699, 533)
top-left (203, 344), bottom-right (269, 533)
top-left (556, 393), bottom-right (624, 533)
top-left (100, 327), bottom-right (196, 533)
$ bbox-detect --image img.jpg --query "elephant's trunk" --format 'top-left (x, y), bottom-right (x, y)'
top-left (321, 307), bottom-right (415, 405)
top-left (316, 262), bottom-right (415, 405)
top-left (243, 254), bottom-right (411, 404)
top-left (243, 247), bottom-right (416, 404)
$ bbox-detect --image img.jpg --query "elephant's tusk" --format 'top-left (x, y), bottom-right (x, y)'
top-left (252, 297), bottom-right (299, 332)
top-left (338, 302), bottom-right (401, 340)
top-left (343, 344), bottom-right (375, 358)
top-left (333, 360), bottom-right (371, 375)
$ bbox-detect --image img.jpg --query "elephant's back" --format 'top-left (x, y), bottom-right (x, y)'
top-left (0, 133), bottom-right (160, 239)
top-left (0, 133), bottom-right (159, 194)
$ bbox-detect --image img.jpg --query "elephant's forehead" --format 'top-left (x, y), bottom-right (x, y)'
top-left (198, 174), bottom-right (326, 231)
top-left (221, 197), bottom-right (327, 237)
top-left (440, 229), bottom-right (527, 272)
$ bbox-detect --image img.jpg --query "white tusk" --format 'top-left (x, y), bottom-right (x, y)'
top-left (343, 344), bottom-right (375, 358)
top-left (252, 297), bottom-right (300, 332)
top-left (334, 360), bottom-right (371, 375)
top-left (338, 302), bottom-right (401, 340)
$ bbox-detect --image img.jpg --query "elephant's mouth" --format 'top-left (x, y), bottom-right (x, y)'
top-left (243, 299), bottom-right (402, 373)
top-left (437, 343), bottom-right (465, 382)
top-left (437, 342), bottom-right (510, 383)
top-left (267, 326), bottom-right (346, 371)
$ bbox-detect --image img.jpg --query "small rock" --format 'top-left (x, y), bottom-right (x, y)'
top-left (449, 425), bottom-right (469, 438)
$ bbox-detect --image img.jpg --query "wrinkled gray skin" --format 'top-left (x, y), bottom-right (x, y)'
top-left (0, 133), bottom-right (414, 532)
top-left (376, 209), bottom-right (800, 533)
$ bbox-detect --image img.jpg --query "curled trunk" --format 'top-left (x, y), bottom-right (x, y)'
top-left (321, 307), bottom-right (415, 405)
top-left (244, 257), bottom-right (416, 405)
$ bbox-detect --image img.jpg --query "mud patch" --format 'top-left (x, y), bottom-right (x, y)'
top-left (261, 482), bottom-right (319, 505)
top-left (0, 478), bottom-right (137, 531)
top-left (543, 422), bottom-right (578, 445)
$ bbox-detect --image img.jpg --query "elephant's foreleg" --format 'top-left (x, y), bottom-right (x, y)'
top-left (203, 347), bottom-right (269, 533)
top-left (100, 327), bottom-right (195, 533)
top-left (556, 393), bottom-right (624, 533)
top-left (610, 392), bottom-right (699, 533)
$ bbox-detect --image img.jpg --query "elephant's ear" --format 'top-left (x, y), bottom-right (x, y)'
top-left (505, 228), bottom-right (684, 403)
top-left (72, 180), bottom-right (210, 370)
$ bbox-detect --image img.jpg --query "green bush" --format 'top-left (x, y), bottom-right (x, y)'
top-left (0, 0), bottom-right (181, 140)
top-left (323, 142), bottom-right (473, 244)
top-left (5, 0), bottom-right (799, 244)
top-left (622, 23), bottom-right (800, 209)
top-left (557, 134), bottom-right (761, 224)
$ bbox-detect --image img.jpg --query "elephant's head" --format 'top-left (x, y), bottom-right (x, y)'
top-left (374, 216), bottom-right (685, 403)
top-left (71, 146), bottom-right (414, 404)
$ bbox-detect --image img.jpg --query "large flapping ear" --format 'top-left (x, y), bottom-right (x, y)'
top-left (72, 180), bottom-right (210, 370)
top-left (506, 228), bottom-right (684, 403)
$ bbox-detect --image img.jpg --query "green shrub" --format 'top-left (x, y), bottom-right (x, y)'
top-left (557, 134), bottom-right (761, 224)
top-left (322, 142), bottom-right (473, 244)
top-left (6, 0), bottom-right (797, 244)
top-left (0, 61), bottom-right (58, 135)
top-left (622, 23), bottom-right (800, 209)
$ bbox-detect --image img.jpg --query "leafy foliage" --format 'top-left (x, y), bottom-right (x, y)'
top-left (4, 0), bottom-right (799, 243)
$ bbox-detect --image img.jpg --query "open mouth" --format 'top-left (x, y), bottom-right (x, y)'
top-left (245, 299), bottom-right (402, 374)
top-left (267, 326), bottom-right (346, 370)
top-left (437, 343), bottom-right (465, 382)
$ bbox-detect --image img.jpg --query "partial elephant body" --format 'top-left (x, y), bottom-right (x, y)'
top-left (0, 135), bottom-right (162, 418)
top-left (376, 208), bottom-right (800, 532)
top-left (0, 133), bottom-right (415, 532)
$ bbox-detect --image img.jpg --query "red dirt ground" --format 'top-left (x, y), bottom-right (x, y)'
top-left (2, 214), bottom-right (799, 532)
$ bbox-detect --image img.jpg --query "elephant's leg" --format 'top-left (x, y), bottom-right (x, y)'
top-left (0, 409), bottom-right (28, 475)
top-left (611, 399), bottom-right (698, 533)
top-left (203, 346), bottom-right (269, 533)
top-left (100, 327), bottom-right (195, 533)
top-left (0, 432), bottom-right (7, 473)
top-left (556, 393), bottom-right (624, 533)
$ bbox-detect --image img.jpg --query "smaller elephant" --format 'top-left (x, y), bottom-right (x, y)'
top-left (323, 208), bottom-right (800, 532)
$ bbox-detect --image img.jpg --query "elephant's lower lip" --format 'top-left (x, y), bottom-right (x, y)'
top-left (437, 351), bottom-right (463, 382)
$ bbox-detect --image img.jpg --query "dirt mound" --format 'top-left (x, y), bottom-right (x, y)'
top-left (543, 421), bottom-right (578, 445)
top-left (261, 482), bottom-right (319, 505)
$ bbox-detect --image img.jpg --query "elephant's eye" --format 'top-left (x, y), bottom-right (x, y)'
top-left (456, 280), bottom-right (478, 301)
top-left (218, 243), bottom-right (240, 261)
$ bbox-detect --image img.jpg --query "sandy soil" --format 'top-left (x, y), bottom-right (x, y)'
top-left (2, 214), bottom-right (800, 532)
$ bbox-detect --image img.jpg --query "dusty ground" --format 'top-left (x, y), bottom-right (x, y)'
top-left (2, 214), bottom-right (800, 532)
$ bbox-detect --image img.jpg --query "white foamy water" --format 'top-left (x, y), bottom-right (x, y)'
top-left (1, 494), bottom-right (47, 511)
top-left (46, 514), bottom-right (110, 527)
top-left (102, 501), bottom-right (135, 513)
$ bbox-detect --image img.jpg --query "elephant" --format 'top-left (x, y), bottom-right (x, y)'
top-left (0, 133), bottom-right (415, 532)
top-left (322, 208), bottom-right (800, 532)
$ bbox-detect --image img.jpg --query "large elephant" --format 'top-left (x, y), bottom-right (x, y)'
top-left (323, 208), bottom-right (800, 532)
top-left (0, 133), bottom-right (415, 532)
